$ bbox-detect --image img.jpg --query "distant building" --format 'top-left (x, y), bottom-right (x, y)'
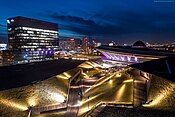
top-left (0, 43), bottom-right (10, 65)
top-left (108, 41), bottom-right (116, 46)
top-left (0, 50), bottom-right (15, 65)
top-left (7, 16), bottom-right (59, 62)
top-left (82, 37), bottom-right (90, 54)
top-left (148, 43), bottom-right (175, 52)
top-left (97, 40), bottom-right (175, 63)
top-left (59, 38), bottom-right (81, 51)
top-left (59, 39), bottom-right (69, 50)
top-left (69, 38), bottom-right (76, 50)
top-left (95, 43), bottom-right (101, 47)
top-left (132, 40), bottom-right (146, 48)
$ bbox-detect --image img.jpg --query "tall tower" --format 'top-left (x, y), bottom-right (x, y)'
top-left (82, 37), bottom-right (89, 54)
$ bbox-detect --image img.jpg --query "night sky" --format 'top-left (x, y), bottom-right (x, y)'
top-left (0, 0), bottom-right (175, 44)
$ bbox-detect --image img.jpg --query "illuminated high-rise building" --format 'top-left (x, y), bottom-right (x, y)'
top-left (69, 38), bottom-right (76, 50)
top-left (7, 16), bottom-right (59, 61)
top-left (82, 37), bottom-right (89, 54)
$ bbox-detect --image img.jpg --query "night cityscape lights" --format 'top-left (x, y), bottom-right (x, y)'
top-left (0, 1), bottom-right (175, 117)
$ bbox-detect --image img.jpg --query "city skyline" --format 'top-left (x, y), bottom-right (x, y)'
top-left (1, 0), bottom-right (175, 44)
top-left (0, 1), bottom-right (175, 116)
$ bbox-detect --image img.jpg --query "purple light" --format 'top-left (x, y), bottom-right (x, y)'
top-left (111, 55), bottom-right (115, 60)
top-left (45, 51), bottom-right (48, 54)
top-left (102, 52), bottom-right (105, 55)
top-left (127, 57), bottom-right (131, 61)
top-left (121, 56), bottom-right (125, 61)
top-left (135, 57), bottom-right (138, 62)
top-left (102, 53), bottom-right (106, 56)
top-left (116, 56), bottom-right (119, 60)
top-left (114, 55), bottom-right (118, 60)
top-left (104, 53), bottom-right (110, 59)
top-left (108, 54), bottom-right (112, 59)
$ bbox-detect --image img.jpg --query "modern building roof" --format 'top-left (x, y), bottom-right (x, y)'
top-left (98, 106), bottom-right (174, 117)
top-left (129, 57), bottom-right (175, 82)
top-left (0, 59), bottom-right (84, 91)
top-left (7, 16), bottom-right (58, 31)
top-left (96, 45), bottom-right (175, 58)
top-left (133, 40), bottom-right (146, 47)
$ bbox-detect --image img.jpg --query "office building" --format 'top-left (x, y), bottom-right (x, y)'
top-left (7, 16), bottom-right (59, 62)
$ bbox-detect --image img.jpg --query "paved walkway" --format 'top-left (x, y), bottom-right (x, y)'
top-left (64, 73), bottom-right (82, 117)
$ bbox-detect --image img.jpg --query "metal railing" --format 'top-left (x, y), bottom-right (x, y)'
top-left (84, 101), bottom-right (134, 117)
top-left (30, 70), bottom-right (81, 115)
top-left (31, 103), bottom-right (66, 114)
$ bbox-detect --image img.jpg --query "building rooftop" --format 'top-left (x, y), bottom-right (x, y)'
top-left (97, 106), bottom-right (174, 117)
top-left (133, 40), bottom-right (146, 47)
top-left (96, 45), bottom-right (175, 57)
top-left (130, 57), bottom-right (175, 82)
top-left (7, 16), bottom-right (58, 31)
top-left (0, 59), bottom-right (84, 91)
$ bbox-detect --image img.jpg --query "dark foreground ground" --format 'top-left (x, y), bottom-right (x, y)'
top-left (97, 106), bottom-right (175, 117)
top-left (0, 59), bottom-right (84, 91)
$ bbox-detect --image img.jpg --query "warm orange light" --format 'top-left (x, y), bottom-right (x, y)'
top-left (116, 84), bottom-right (126, 100)
top-left (116, 73), bottom-right (121, 77)
top-left (143, 83), bottom-right (175, 107)
top-left (123, 79), bottom-right (133, 83)
top-left (27, 96), bottom-right (38, 107)
top-left (0, 98), bottom-right (28, 111)
top-left (47, 91), bottom-right (65, 103)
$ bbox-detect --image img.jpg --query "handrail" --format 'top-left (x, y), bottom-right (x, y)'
top-left (84, 101), bottom-right (134, 117)
top-left (83, 101), bottom-right (104, 117)
top-left (66, 70), bottom-right (81, 107)
top-left (31, 70), bottom-right (81, 115)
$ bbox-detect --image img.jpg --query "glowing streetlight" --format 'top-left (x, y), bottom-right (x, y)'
top-left (116, 73), bottom-right (121, 77)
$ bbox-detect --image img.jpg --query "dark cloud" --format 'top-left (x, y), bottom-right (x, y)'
top-left (50, 12), bottom-right (96, 26)
top-left (47, 9), bottom-right (175, 43)
top-left (1, 0), bottom-right (175, 43)
top-left (48, 12), bottom-right (127, 37)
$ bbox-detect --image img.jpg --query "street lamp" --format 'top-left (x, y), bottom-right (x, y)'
top-left (88, 96), bottom-right (90, 109)
top-left (27, 105), bottom-right (34, 117)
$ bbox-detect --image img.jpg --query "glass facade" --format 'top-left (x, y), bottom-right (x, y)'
top-left (7, 16), bottom-right (59, 61)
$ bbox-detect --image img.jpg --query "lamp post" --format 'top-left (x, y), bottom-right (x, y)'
top-left (88, 96), bottom-right (89, 109)
top-left (27, 105), bottom-right (33, 117)
top-left (133, 79), bottom-right (135, 107)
